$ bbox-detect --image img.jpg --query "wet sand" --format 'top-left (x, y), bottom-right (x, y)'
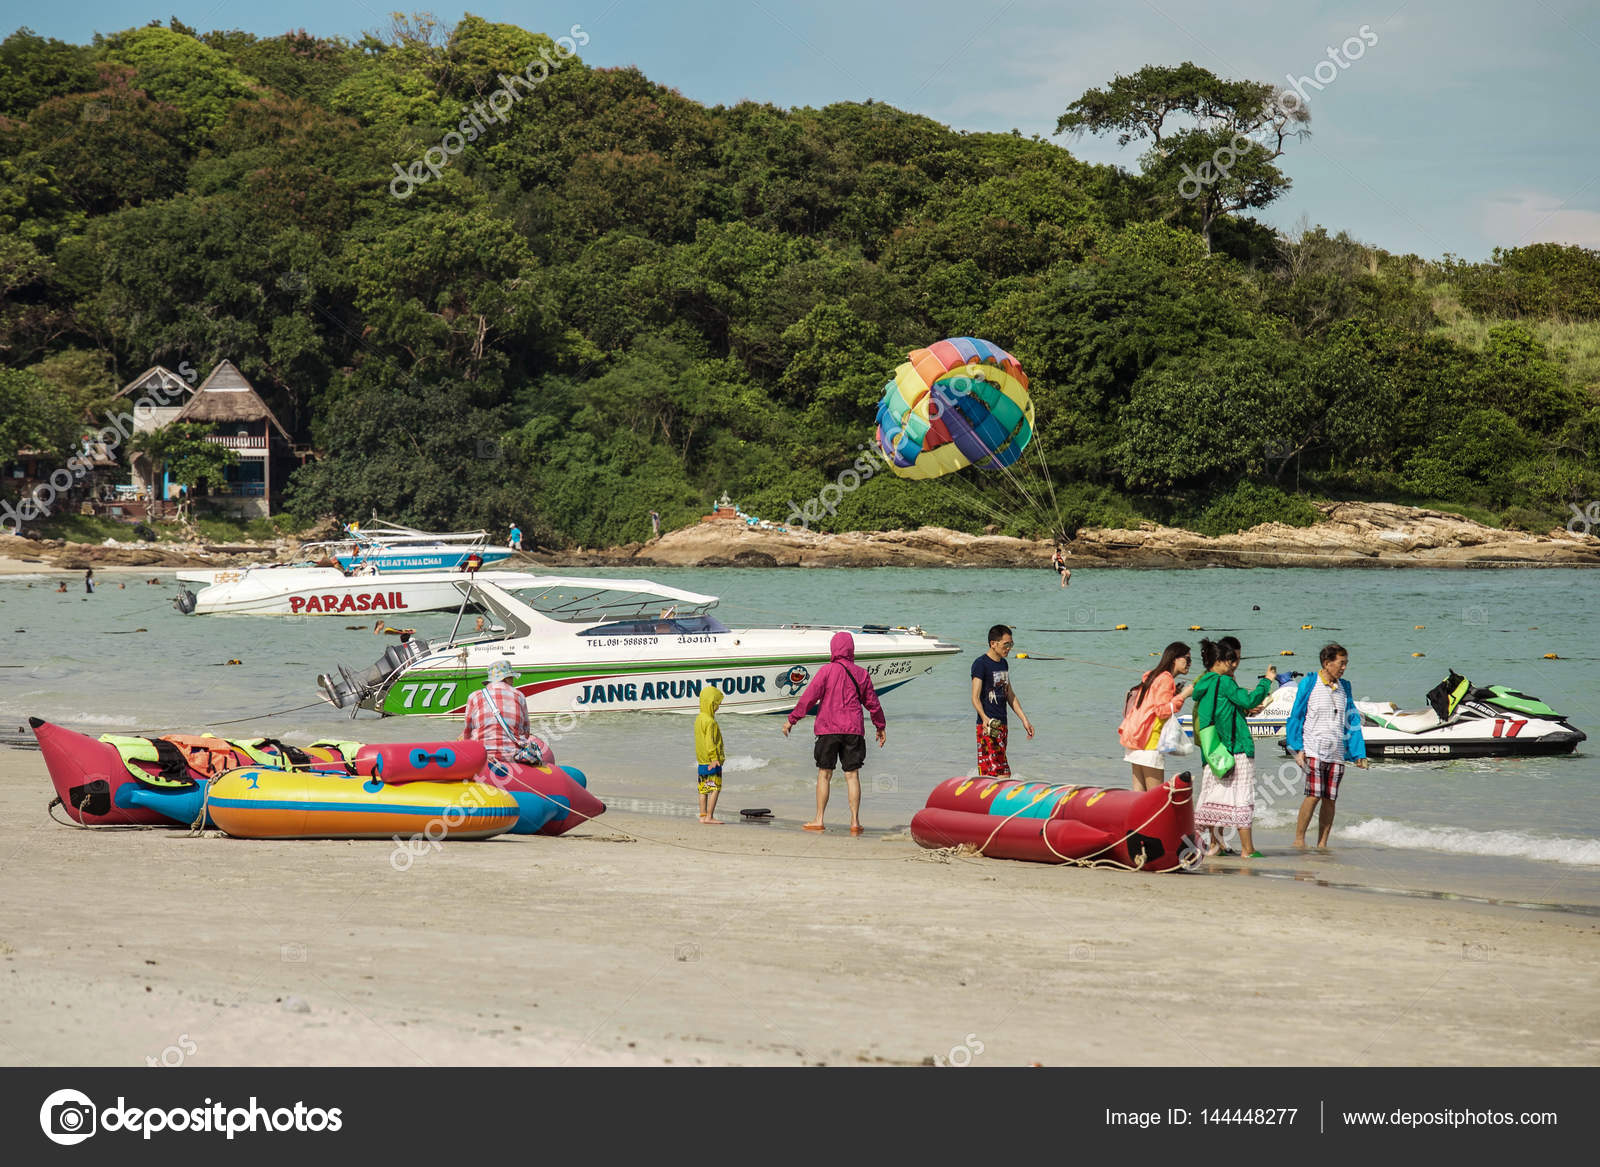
top-left (0, 748), bottom-right (1595, 1067)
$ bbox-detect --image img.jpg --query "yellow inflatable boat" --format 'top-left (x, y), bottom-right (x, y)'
top-left (203, 768), bottom-right (519, 840)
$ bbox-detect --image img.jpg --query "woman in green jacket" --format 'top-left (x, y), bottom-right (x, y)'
top-left (1191, 638), bottom-right (1276, 858)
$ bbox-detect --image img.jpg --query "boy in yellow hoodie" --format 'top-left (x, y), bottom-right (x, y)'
top-left (696, 685), bottom-right (726, 824)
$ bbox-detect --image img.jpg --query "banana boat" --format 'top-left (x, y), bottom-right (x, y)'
top-left (31, 719), bottom-right (602, 836)
top-left (911, 773), bottom-right (1196, 871)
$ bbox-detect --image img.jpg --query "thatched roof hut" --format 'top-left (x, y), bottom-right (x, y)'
top-left (172, 360), bottom-right (292, 442)
top-left (114, 365), bottom-right (192, 402)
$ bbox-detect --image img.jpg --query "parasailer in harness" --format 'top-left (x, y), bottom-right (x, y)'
top-left (1050, 546), bottom-right (1071, 587)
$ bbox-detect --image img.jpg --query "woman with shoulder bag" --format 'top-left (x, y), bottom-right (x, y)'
top-left (1190, 638), bottom-right (1276, 857)
top-left (1118, 641), bottom-right (1194, 792)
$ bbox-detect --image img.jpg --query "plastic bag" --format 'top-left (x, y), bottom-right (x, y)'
top-left (1157, 715), bottom-right (1193, 756)
top-left (1194, 686), bottom-right (1235, 776)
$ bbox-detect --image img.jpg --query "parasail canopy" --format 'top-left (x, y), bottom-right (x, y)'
top-left (873, 337), bottom-right (1033, 480)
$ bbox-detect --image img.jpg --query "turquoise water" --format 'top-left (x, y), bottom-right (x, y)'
top-left (3, 566), bottom-right (1597, 872)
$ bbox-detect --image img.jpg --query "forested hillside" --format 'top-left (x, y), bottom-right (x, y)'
top-left (3, 16), bottom-right (1598, 545)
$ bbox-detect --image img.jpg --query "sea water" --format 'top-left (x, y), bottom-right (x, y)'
top-left (3, 567), bottom-right (1597, 886)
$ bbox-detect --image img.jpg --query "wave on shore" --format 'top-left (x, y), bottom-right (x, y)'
top-left (1341, 817), bottom-right (1600, 866)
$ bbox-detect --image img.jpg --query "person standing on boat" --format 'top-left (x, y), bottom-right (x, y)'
top-left (1118, 641), bottom-right (1194, 791)
top-left (783, 631), bottom-right (886, 834)
top-left (461, 660), bottom-right (543, 765)
top-left (508, 524), bottom-right (522, 552)
top-left (1191, 638), bottom-right (1276, 857)
top-left (1287, 643), bottom-right (1368, 849)
top-left (971, 625), bottom-right (1034, 777)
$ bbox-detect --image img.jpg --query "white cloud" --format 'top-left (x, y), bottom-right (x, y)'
top-left (1483, 190), bottom-right (1600, 248)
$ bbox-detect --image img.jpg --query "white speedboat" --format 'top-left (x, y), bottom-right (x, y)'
top-left (325, 520), bottom-right (515, 573)
top-left (1178, 671), bottom-right (1585, 761)
top-left (315, 575), bottom-right (960, 716)
top-left (182, 567), bottom-right (544, 616)
top-left (176, 520), bottom-right (514, 588)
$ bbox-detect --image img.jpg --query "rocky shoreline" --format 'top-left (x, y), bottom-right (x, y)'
top-left (542, 501), bottom-right (1600, 570)
top-left (2, 502), bottom-right (1595, 573)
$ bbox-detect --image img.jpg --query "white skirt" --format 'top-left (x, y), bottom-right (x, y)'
top-left (1195, 753), bottom-right (1256, 828)
top-left (1123, 748), bottom-right (1162, 767)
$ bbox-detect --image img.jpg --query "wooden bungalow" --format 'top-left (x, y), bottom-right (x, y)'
top-left (120, 365), bottom-right (194, 505)
top-left (166, 361), bottom-right (296, 518)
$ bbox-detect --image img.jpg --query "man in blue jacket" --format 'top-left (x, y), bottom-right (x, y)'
top-left (1286, 643), bottom-right (1368, 848)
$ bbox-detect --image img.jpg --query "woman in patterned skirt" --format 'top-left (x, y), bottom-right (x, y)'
top-left (1190, 638), bottom-right (1276, 858)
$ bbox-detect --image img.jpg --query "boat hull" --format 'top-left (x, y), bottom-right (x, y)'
top-left (1304, 725), bottom-right (1585, 760)
top-left (1180, 712), bottom-right (1586, 761)
top-left (334, 548), bottom-right (513, 572)
top-left (370, 648), bottom-right (953, 716)
top-left (194, 573), bottom-right (471, 616)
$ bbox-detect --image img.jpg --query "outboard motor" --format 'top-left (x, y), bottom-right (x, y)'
top-left (317, 637), bottom-right (432, 710)
top-left (173, 586), bottom-right (197, 614)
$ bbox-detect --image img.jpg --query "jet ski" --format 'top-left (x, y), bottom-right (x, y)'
top-left (1179, 670), bottom-right (1585, 761)
top-left (1354, 671), bottom-right (1586, 759)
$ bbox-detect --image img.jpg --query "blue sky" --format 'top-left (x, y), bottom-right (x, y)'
top-left (7, 0), bottom-right (1599, 259)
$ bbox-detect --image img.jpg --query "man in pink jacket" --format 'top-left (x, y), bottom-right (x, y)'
top-left (783, 631), bottom-right (887, 834)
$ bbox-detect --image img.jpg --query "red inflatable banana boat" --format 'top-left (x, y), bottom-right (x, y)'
top-left (32, 719), bottom-right (602, 836)
top-left (911, 772), bottom-right (1196, 871)
top-left (481, 760), bottom-right (606, 837)
top-left (30, 717), bottom-right (327, 826)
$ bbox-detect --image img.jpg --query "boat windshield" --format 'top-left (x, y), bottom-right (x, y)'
top-left (579, 615), bottom-right (731, 637)
top-left (503, 582), bottom-right (717, 624)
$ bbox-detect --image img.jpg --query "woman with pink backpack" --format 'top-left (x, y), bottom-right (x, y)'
top-left (1118, 641), bottom-right (1194, 792)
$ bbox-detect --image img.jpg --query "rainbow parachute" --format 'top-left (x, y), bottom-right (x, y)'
top-left (873, 337), bottom-right (1033, 480)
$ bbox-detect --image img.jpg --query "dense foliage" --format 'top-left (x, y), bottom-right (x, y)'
top-left (2, 17), bottom-right (1598, 544)
top-left (128, 421), bottom-right (238, 493)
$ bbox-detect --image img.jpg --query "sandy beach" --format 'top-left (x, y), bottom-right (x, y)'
top-left (1, 748), bottom-right (1595, 1068)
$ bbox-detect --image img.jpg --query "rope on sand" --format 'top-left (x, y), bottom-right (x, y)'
top-left (45, 795), bottom-right (162, 832)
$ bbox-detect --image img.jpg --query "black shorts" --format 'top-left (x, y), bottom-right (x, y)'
top-left (813, 733), bottom-right (867, 772)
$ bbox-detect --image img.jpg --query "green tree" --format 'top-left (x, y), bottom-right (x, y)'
top-left (0, 29), bottom-right (97, 118)
top-left (1449, 243), bottom-right (1600, 320)
top-left (97, 25), bottom-right (256, 146)
top-left (1057, 62), bottom-right (1309, 251)
top-left (1114, 342), bottom-right (1311, 490)
top-left (128, 422), bottom-right (240, 493)
top-left (344, 208), bottom-right (547, 376)
top-left (1400, 409), bottom-right (1536, 507)
top-left (11, 73), bottom-right (188, 214)
top-left (0, 366), bottom-right (77, 464)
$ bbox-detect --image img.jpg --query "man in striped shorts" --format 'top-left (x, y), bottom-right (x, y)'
top-left (1286, 643), bottom-right (1369, 848)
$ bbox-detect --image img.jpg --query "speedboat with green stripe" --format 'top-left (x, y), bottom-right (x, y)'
top-left (316, 575), bottom-right (960, 717)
